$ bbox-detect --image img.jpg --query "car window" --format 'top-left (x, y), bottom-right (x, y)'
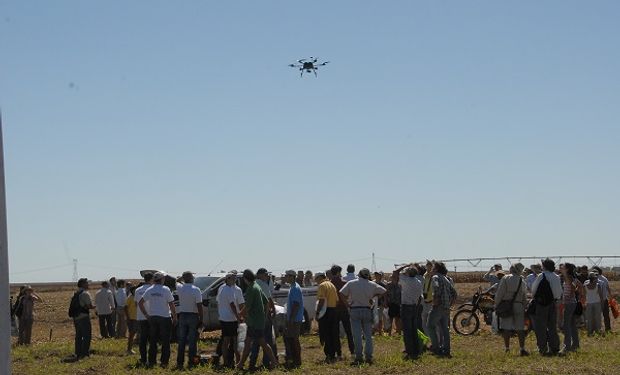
top-left (194, 276), bottom-right (219, 292)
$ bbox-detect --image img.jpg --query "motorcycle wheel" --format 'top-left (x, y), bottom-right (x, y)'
top-left (452, 309), bottom-right (480, 336)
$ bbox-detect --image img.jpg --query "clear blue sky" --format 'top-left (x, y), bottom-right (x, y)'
top-left (2, 1), bottom-right (619, 282)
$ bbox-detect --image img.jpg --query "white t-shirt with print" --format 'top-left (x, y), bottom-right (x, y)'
top-left (141, 284), bottom-right (174, 318)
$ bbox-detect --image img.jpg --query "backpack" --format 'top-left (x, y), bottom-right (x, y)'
top-left (446, 276), bottom-right (458, 305)
top-left (534, 274), bottom-right (554, 306)
top-left (68, 290), bottom-right (86, 318)
top-left (13, 296), bottom-right (24, 318)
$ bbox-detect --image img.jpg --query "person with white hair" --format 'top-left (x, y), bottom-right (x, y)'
top-left (494, 263), bottom-right (528, 356)
top-left (339, 268), bottom-right (386, 365)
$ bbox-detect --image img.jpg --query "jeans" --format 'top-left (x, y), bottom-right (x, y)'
top-left (138, 319), bottom-right (150, 364)
top-left (401, 304), bottom-right (421, 357)
top-left (98, 313), bottom-right (115, 338)
top-left (318, 308), bottom-right (339, 360)
top-left (73, 317), bottom-right (92, 358)
top-left (148, 316), bottom-right (172, 366)
top-left (177, 313), bottom-right (199, 367)
top-left (335, 307), bottom-right (353, 355)
top-left (350, 308), bottom-right (373, 361)
top-left (586, 302), bottom-right (602, 335)
top-left (427, 306), bottom-right (450, 355)
top-left (562, 302), bottom-right (579, 351)
top-left (250, 318), bottom-right (277, 368)
top-left (533, 302), bottom-right (560, 354)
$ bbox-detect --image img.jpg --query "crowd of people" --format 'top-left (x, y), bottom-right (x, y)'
top-left (9, 259), bottom-right (617, 371)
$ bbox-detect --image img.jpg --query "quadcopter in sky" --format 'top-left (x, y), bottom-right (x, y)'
top-left (288, 57), bottom-right (329, 77)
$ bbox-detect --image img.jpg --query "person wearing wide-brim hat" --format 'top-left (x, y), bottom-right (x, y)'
top-left (16, 284), bottom-right (43, 346)
top-left (494, 262), bottom-right (529, 356)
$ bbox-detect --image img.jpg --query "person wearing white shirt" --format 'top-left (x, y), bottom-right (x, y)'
top-left (175, 271), bottom-right (204, 370)
top-left (138, 272), bottom-right (177, 368)
top-left (115, 279), bottom-right (128, 338)
top-left (525, 264), bottom-right (542, 295)
top-left (94, 281), bottom-right (116, 338)
top-left (216, 272), bottom-right (245, 368)
top-left (392, 263), bottom-right (424, 360)
top-left (530, 258), bottom-right (563, 356)
top-left (135, 272), bottom-right (154, 366)
top-left (340, 268), bottom-right (386, 364)
top-left (592, 266), bottom-right (612, 332)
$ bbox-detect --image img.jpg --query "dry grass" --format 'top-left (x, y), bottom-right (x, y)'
top-left (10, 282), bottom-right (620, 375)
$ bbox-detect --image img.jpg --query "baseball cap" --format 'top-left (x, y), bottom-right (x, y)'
top-left (257, 268), bottom-right (269, 275)
top-left (314, 272), bottom-right (326, 279)
top-left (182, 271), bottom-right (194, 277)
top-left (153, 271), bottom-right (167, 281)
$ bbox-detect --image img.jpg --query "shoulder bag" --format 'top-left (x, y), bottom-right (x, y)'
top-left (496, 277), bottom-right (522, 318)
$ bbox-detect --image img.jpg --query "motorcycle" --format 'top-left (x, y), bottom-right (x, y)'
top-left (452, 286), bottom-right (495, 335)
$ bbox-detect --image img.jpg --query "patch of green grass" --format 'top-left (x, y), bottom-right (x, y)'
top-left (11, 330), bottom-right (620, 375)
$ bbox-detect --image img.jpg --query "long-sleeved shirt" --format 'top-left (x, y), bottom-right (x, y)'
top-left (95, 288), bottom-right (115, 315)
top-left (494, 274), bottom-right (526, 307)
top-left (115, 288), bottom-right (127, 308)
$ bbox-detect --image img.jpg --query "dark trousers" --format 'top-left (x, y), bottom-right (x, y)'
top-left (401, 304), bottom-right (421, 357)
top-left (562, 302), bottom-right (579, 351)
top-left (177, 313), bottom-right (199, 367)
top-left (318, 308), bottom-right (340, 360)
top-left (73, 317), bottom-right (92, 358)
top-left (98, 313), bottom-right (115, 338)
top-left (138, 320), bottom-right (150, 364)
top-left (335, 307), bottom-right (354, 355)
top-left (250, 318), bottom-right (277, 368)
top-left (17, 317), bottom-right (33, 345)
top-left (533, 303), bottom-right (560, 354)
top-left (602, 299), bottom-right (611, 331)
top-left (148, 316), bottom-right (172, 366)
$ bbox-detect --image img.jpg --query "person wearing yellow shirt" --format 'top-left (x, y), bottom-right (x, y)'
top-left (315, 272), bottom-right (339, 363)
top-left (125, 286), bottom-right (139, 354)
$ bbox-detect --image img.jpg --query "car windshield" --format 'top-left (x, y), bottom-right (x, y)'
top-left (194, 276), bottom-right (220, 292)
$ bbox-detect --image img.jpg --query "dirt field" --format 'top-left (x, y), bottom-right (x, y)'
top-left (9, 281), bottom-right (620, 374)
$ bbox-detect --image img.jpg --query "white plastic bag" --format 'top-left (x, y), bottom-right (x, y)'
top-left (237, 323), bottom-right (247, 352)
top-left (383, 308), bottom-right (391, 331)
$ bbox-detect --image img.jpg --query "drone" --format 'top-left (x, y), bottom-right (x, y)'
top-left (288, 57), bottom-right (329, 77)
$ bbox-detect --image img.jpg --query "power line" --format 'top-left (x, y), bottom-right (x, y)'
top-left (9, 263), bottom-right (72, 275)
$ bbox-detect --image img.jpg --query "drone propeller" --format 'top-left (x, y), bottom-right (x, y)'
top-left (297, 58), bottom-right (306, 63)
top-left (318, 61), bottom-right (329, 66)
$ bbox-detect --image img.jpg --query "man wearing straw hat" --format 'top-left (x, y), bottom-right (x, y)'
top-left (15, 284), bottom-right (42, 346)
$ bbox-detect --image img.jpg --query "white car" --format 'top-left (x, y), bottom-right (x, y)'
top-left (200, 273), bottom-right (317, 333)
